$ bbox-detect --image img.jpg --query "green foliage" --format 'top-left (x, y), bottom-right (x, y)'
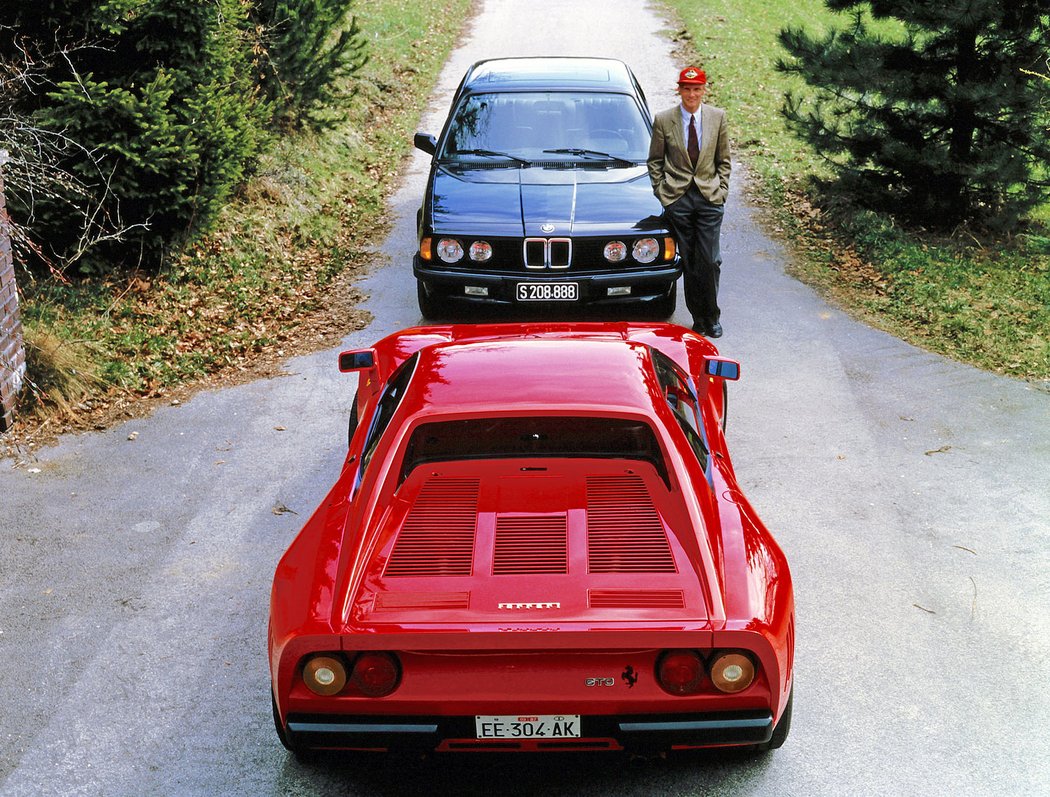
top-left (11, 0), bottom-right (473, 418)
top-left (659, 0), bottom-right (1049, 378)
top-left (777, 0), bottom-right (1050, 231)
top-left (3, 0), bottom-right (269, 274)
top-left (252, 0), bottom-right (369, 129)
top-left (821, 204), bottom-right (1049, 375)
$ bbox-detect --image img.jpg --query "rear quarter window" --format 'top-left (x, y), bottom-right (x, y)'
top-left (359, 353), bottom-right (419, 480)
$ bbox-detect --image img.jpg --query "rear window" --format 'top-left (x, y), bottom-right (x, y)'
top-left (399, 416), bottom-right (667, 484)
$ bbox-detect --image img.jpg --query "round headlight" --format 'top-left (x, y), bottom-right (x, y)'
top-left (351, 652), bottom-right (402, 697)
top-left (469, 241), bottom-right (493, 262)
top-left (302, 654), bottom-right (348, 696)
top-left (710, 651), bottom-right (756, 693)
top-left (632, 237), bottom-right (659, 263)
top-left (436, 238), bottom-right (464, 263)
top-left (603, 241), bottom-right (628, 262)
top-left (656, 649), bottom-right (705, 696)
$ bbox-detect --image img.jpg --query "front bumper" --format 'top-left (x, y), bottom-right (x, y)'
top-left (414, 257), bottom-right (680, 307)
top-left (285, 709), bottom-right (773, 753)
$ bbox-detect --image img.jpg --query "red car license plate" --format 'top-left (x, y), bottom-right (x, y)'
top-left (516, 282), bottom-right (579, 301)
top-left (475, 715), bottom-right (581, 739)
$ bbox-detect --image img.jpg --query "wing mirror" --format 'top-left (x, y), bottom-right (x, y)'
top-left (414, 132), bottom-right (437, 155)
top-left (704, 357), bottom-right (740, 380)
top-left (339, 349), bottom-right (376, 372)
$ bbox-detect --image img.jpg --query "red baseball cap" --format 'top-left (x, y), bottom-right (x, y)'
top-left (677, 66), bottom-right (707, 86)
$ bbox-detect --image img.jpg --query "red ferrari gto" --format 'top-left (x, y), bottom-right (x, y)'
top-left (269, 322), bottom-right (794, 756)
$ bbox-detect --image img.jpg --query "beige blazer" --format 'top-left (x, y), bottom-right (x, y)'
top-left (647, 103), bottom-right (732, 207)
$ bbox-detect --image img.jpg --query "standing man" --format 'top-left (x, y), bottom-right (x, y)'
top-left (647, 67), bottom-right (731, 337)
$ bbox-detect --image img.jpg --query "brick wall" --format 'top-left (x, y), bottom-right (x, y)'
top-left (0, 150), bottom-right (27, 432)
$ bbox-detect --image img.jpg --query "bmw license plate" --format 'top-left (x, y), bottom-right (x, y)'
top-left (475, 715), bottom-right (581, 739)
top-left (516, 282), bottom-right (579, 302)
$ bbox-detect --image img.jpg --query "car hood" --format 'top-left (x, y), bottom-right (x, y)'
top-left (344, 458), bottom-right (711, 632)
top-left (429, 164), bottom-right (668, 238)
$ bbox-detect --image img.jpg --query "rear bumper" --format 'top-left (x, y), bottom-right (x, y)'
top-left (285, 709), bottom-right (773, 753)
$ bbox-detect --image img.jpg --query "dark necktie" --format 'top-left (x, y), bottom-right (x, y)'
top-left (688, 114), bottom-right (699, 167)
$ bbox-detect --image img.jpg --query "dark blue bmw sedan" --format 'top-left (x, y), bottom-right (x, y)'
top-left (413, 57), bottom-right (680, 318)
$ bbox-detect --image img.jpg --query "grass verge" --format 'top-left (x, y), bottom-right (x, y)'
top-left (659, 0), bottom-right (1050, 382)
top-left (11, 0), bottom-right (475, 446)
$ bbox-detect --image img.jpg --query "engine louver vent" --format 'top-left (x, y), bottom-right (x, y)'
top-left (586, 475), bottom-right (677, 573)
top-left (588, 589), bottom-right (685, 609)
top-left (493, 515), bottom-right (569, 575)
top-left (385, 479), bottom-right (479, 577)
top-left (374, 592), bottom-right (471, 610)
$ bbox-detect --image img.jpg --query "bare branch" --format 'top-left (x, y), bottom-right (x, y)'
top-left (0, 34), bottom-right (150, 278)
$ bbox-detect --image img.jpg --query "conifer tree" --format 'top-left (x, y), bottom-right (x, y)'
top-left (2, 0), bottom-right (268, 273)
top-left (252, 0), bottom-right (369, 129)
top-left (778, 1), bottom-right (1050, 231)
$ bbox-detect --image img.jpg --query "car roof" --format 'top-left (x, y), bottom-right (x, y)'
top-left (461, 57), bottom-right (639, 94)
top-left (402, 336), bottom-right (660, 418)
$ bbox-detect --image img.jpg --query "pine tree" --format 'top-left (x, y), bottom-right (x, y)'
top-left (252, 0), bottom-right (369, 129)
top-left (2, 0), bottom-right (268, 273)
top-left (778, 1), bottom-right (1050, 231)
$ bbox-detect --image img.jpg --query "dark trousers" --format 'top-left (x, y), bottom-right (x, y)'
top-left (664, 186), bottom-right (724, 327)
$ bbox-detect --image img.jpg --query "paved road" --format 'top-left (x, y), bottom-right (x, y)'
top-left (2, 1), bottom-right (1049, 794)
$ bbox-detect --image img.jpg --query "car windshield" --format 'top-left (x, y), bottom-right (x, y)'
top-left (439, 91), bottom-right (651, 162)
top-left (399, 416), bottom-right (668, 485)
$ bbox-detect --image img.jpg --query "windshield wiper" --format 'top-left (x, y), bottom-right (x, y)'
top-left (543, 148), bottom-right (635, 166)
top-left (445, 148), bottom-right (531, 166)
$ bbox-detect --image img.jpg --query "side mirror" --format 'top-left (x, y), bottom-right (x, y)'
top-left (414, 132), bottom-right (437, 155)
top-left (339, 349), bottom-right (376, 372)
top-left (704, 357), bottom-right (740, 380)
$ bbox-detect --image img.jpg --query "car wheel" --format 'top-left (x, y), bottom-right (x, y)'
top-left (271, 690), bottom-right (294, 751)
top-left (757, 685), bottom-right (793, 752)
top-left (645, 287), bottom-right (677, 320)
top-left (347, 390), bottom-right (359, 447)
top-left (417, 280), bottom-right (444, 319)
top-left (272, 689), bottom-right (319, 763)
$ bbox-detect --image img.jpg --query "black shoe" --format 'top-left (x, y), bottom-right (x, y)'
top-left (690, 322), bottom-right (706, 334)
top-left (706, 322), bottom-right (723, 338)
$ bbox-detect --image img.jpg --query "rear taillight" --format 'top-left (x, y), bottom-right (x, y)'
top-left (709, 651), bottom-right (756, 693)
top-left (656, 649), bottom-right (705, 695)
top-left (351, 652), bottom-right (401, 697)
top-left (302, 654), bottom-right (348, 696)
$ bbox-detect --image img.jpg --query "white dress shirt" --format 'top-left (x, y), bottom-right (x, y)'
top-left (680, 104), bottom-right (703, 145)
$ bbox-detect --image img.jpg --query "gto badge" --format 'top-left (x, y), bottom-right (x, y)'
top-left (540, 223), bottom-right (556, 233)
top-left (585, 678), bottom-right (616, 687)
top-left (498, 602), bottom-right (561, 610)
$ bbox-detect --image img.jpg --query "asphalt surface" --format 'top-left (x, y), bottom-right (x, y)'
top-left (2, 1), bottom-right (1049, 795)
